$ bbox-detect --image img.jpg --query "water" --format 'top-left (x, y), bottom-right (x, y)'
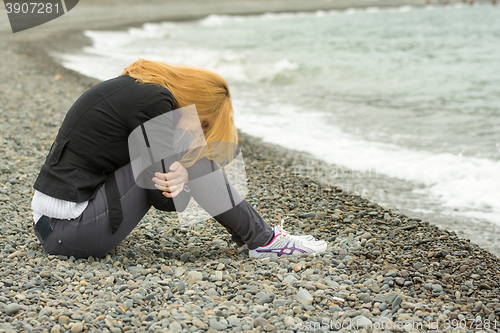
top-left (56, 4), bottom-right (500, 248)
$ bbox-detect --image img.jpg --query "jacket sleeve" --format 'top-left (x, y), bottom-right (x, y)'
top-left (127, 88), bottom-right (193, 211)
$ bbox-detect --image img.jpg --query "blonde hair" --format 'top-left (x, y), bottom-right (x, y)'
top-left (121, 59), bottom-right (238, 167)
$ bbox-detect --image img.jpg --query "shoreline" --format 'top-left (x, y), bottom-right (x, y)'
top-left (1, 1), bottom-right (499, 332)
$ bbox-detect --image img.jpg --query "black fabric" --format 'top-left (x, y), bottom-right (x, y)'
top-left (34, 75), bottom-right (179, 223)
top-left (59, 146), bottom-right (124, 233)
top-left (59, 147), bottom-right (101, 174)
top-left (105, 172), bottom-right (123, 234)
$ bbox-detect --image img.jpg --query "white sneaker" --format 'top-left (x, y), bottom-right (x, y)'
top-left (241, 220), bottom-right (316, 251)
top-left (249, 230), bottom-right (327, 260)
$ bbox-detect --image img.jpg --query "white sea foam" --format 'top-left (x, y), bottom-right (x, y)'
top-left (365, 7), bottom-right (381, 13)
top-left (57, 27), bottom-right (299, 84)
top-left (194, 3), bottom-right (481, 29)
top-left (232, 101), bottom-right (500, 224)
top-left (197, 4), bottom-right (419, 27)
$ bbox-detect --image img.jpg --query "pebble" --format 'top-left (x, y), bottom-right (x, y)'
top-left (296, 289), bottom-right (313, 305)
top-left (5, 303), bottom-right (21, 315)
top-left (187, 270), bottom-right (202, 280)
top-left (353, 315), bottom-right (372, 329)
top-left (70, 322), bottom-right (84, 333)
top-left (299, 212), bottom-right (317, 219)
top-left (169, 322), bottom-right (182, 331)
top-left (253, 318), bottom-right (269, 328)
top-left (177, 280), bottom-right (186, 292)
top-left (39, 271), bottom-right (52, 278)
top-left (180, 253), bottom-right (189, 262)
top-left (432, 284), bottom-right (443, 292)
top-left (282, 275), bottom-right (298, 286)
top-left (209, 318), bottom-right (226, 330)
top-left (392, 295), bottom-right (402, 310)
top-left (174, 267), bottom-right (185, 277)
top-left (192, 318), bottom-right (205, 328)
top-left (257, 292), bottom-right (275, 304)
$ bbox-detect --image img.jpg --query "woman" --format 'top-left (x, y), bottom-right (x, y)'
top-left (31, 60), bottom-right (327, 260)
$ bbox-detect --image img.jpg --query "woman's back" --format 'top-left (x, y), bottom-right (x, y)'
top-left (34, 75), bottom-right (175, 202)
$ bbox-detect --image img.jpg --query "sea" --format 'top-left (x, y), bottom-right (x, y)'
top-left (56, 3), bottom-right (500, 253)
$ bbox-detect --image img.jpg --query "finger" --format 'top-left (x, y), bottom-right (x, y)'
top-left (169, 161), bottom-right (181, 172)
top-left (163, 187), bottom-right (182, 198)
top-left (167, 173), bottom-right (185, 185)
top-left (164, 171), bottom-right (182, 185)
top-left (155, 183), bottom-right (169, 192)
top-left (166, 183), bottom-right (184, 193)
top-left (155, 172), bottom-right (168, 180)
top-left (155, 178), bottom-right (183, 192)
top-left (152, 177), bottom-right (168, 188)
top-left (154, 171), bottom-right (183, 186)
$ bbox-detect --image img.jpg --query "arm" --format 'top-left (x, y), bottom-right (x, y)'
top-left (128, 89), bottom-right (191, 211)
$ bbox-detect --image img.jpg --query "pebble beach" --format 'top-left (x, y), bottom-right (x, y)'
top-left (1, 1), bottom-right (500, 332)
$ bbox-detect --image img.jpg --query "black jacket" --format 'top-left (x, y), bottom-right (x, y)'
top-left (34, 75), bottom-right (189, 224)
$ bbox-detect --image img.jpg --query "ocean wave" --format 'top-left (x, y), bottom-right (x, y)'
top-left (233, 103), bottom-right (500, 224)
top-left (197, 5), bottom-right (422, 27)
top-left (58, 26), bottom-right (300, 84)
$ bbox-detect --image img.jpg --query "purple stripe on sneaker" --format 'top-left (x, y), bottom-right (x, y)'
top-left (255, 240), bottom-right (308, 257)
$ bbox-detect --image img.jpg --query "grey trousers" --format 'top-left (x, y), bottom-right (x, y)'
top-left (33, 132), bottom-right (273, 259)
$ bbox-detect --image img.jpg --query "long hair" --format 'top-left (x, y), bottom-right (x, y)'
top-left (121, 59), bottom-right (238, 167)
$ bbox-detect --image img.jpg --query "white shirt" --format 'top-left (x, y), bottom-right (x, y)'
top-left (31, 190), bottom-right (88, 224)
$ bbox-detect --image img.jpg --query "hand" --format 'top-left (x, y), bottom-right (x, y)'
top-left (152, 161), bottom-right (189, 198)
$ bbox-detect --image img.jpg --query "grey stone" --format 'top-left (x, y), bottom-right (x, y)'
top-left (209, 318), bottom-right (227, 330)
top-left (282, 275), bottom-right (298, 287)
top-left (299, 212), bottom-right (317, 219)
top-left (180, 253), bottom-right (189, 262)
top-left (253, 318), bottom-right (269, 328)
top-left (257, 292), bottom-right (275, 304)
top-left (296, 289), bottom-right (313, 306)
top-left (5, 303), bottom-right (21, 315)
top-left (385, 292), bottom-right (397, 303)
top-left (352, 315), bottom-right (372, 329)
top-left (431, 284), bottom-right (443, 292)
top-left (169, 321), bottom-right (182, 331)
top-left (392, 296), bottom-right (402, 310)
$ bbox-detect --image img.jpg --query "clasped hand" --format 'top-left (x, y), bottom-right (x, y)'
top-left (152, 161), bottom-right (189, 198)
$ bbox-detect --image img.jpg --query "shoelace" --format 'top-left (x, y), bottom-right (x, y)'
top-left (276, 219), bottom-right (288, 237)
top-left (277, 219), bottom-right (317, 242)
top-left (245, 220), bottom-right (291, 252)
top-left (277, 219), bottom-right (298, 238)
